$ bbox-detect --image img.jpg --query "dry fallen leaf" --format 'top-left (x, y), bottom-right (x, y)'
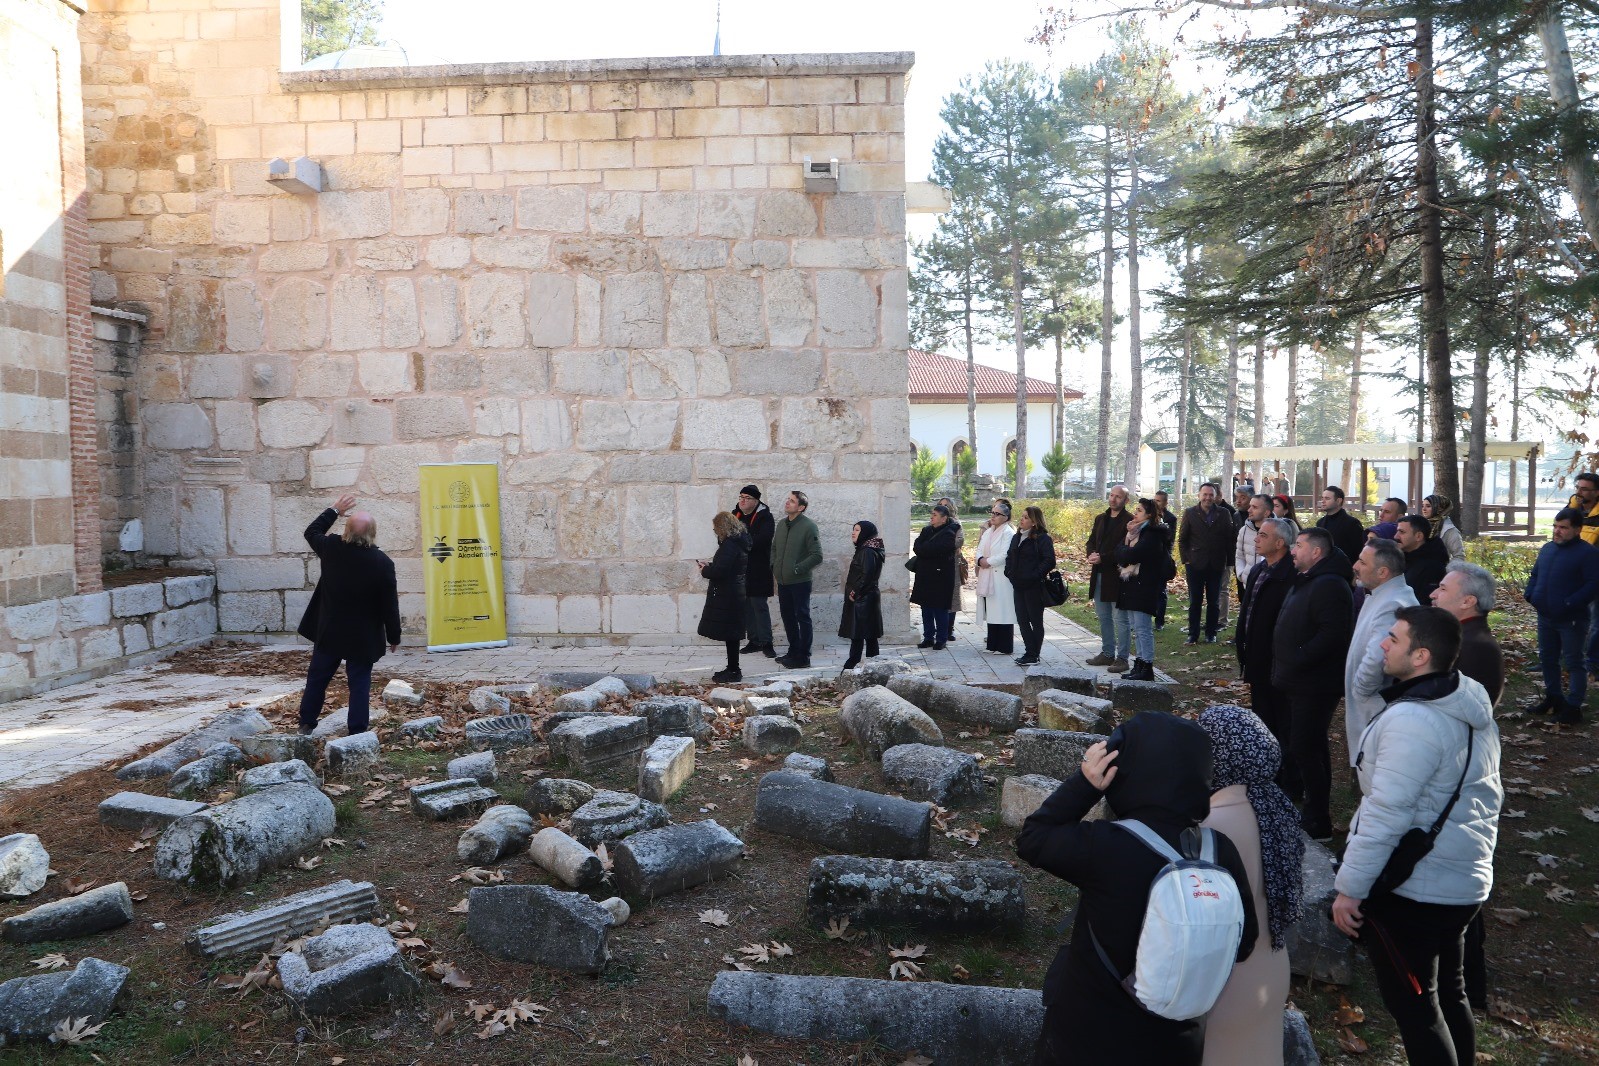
top-left (432, 1009), bottom-right (457, 1036)
top-left (889, 944), bottom-right (928, 960)
top-left (738, 943), bottom-right (771, 965)
top-left (295, 855), bottom-right (322, 871)
top-left (475, 1019), bottom-right (508, 1040)
top-left (1582, 807), bottom-right (1599, 823)
top-left (126, 840), bottom-right (150, 853)
top-left (63, 877), bottom-right (97, 896)
top-left (768, 942), bottom-right (794, 958)
top-left (950, 963), bottom-right (971, 982)
top-left (889, 959), bottom-right (924, 981)
top-left (386, 919), bottom-right (417, 935)
top-left (899, 1055), bottom-right (934, 1066)
top-left (458, 867), bottom-right (504, 886)
top-left (698, 908), bottom-right (731, 928)
top-left (440, 964), bottom-right (473, 989)
top-left (322, 783), bottom-right (352, 796)
top-left (823, 916), bottom-right (856, 940)
top-left (1546, 886), bottom-right (1578, 904)
top-left (466, 1000), bottom-right (496, 1022)
top-left (1332, 997), bottom-right (1365, 1026)
top-left (1336, 1027), bottom-right (1368, 1054)
top-left (32, 953), bottom-right (69, 971)
top-left (1491, 907), bottom-right (1534, 927)
top-left (321, 837), bottom-right (347, 849)
top-left (449, 897), bottom-right (470, 914)
top-left (499, 998), bottom-right (548, 1027)
top-left (595, 842), bottom-right (614, 872)
top-left (737, 1055), bottom-right (758, 1066)
top-left (49, 1016), bottom-right (106, 1046)
top-left (215, 954), bottom-right (274, 997)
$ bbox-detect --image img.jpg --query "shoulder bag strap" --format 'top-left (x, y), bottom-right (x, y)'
top-left (1111, 819), bottom-right (1184, 863)
top-left (1424, 723), bottom-right (1475, 838)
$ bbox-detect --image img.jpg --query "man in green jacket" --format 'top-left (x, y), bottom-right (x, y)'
top-left (771, 489), bottom-right (823, 668)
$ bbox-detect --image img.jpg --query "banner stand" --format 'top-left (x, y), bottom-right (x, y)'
top-left (418, 462), bottom-right (509, 653)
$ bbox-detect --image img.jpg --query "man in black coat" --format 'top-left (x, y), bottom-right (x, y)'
top-left (296, 495), bottom-right (401, 736)
top-left (1236, 517), bottom-right (1299, 795)
top-left (1398, 514), bottom-right (1449, 602)
top-left (1271, 526), bottom-right (1355, 841)
top-left (1177, 483), bottom-right (1235, 644)
top-left (1316, 486), bottom-right (1367, 566)
top-left (733, 485), bottom-right (776, 658)
top-left (1084, 485), bottom-right (1132, 670)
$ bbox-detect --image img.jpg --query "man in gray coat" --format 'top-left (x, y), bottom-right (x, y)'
top-left (1344, 537), bottom-right (1418, 768)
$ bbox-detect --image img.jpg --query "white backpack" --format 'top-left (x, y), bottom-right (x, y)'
top-left (1089, 820), bottom-right (1246, 1021)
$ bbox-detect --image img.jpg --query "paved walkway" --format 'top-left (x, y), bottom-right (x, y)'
top-left (0, 598), bottom-right (1161, 793)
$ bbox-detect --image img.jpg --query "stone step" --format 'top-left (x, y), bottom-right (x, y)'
top-left (98, 792), bottom-right (209, 832)
top-left (186, 879), bottom-right (381, 959)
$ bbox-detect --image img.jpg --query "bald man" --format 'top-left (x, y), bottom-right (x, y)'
top-left (296, 494), bottom-right (402, 736)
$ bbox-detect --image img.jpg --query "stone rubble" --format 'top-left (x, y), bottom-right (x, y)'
top-left (97, 792), bottom-right (209, 832)
top-left (880, 743), bottom-right (984, 806)
top-left (238, 758), bottom-right (321, 794)
top-left (238, 733), bottom-right (318, 765)
top-left (186, 880), bottom-right (380, 959)
top-left (748, 681), bottom-right (795, 699)
top-left (398, 715), bottom-right (444, 738)
top-left (742, 694), bottom-right (792, 718)
top-left (408, 779), bottom-right (499, 821)
top-left (1287, 837), bottom-right (1357, 986)
top-left (1010, 728), bottom-right (1099, 782)
top-left (637, 695), bottom-right (713, 742)
top-left (528, 827), bottom-right (607, 890)
top-left (167, 742), bottom-right (245, 798)
top-left (447, 750), bottom-right (497, 785)
top-left (0, 835), bottom-right (49, 900)
top-left (551, 675), bottom-right (631, 714)
top-left (835, 658), bottom-right (920, 693)
top-left (547, 714), bottom-right (649, 770)
top-left (466, 884), bottom-right (615, 974)
top-left (276, 922), bottom-right (420, 1016)
top-left (154, 785), bottom-right (335, 887)
top-left (839, 686), bottom-right (943, 760)
top-left (752, 771), bottom-right (930, 859)
top-left (324, 731), bottom-right (380, 779)
top-left (1, 882), bottom-right (135, 944)
top-left (997, 773), bottom-right (1110, 828)
top-left (706, 687), bottom-right (747, 709)
top-left (1107, 677), bottom-right (1174, 713)
top-left (1035, 689), bottom-right (1114, 734)
top-left (569, 790), bottom-right (670, 847)
top-left (781, 752), bottom-right (833, 781)
top-left (885, 675), bottom-right (1023, 731)
top-left (0, 957), bottom-right (129, 1044)
top-left (468, 686), bottom-right (512, 716)
top-left (539, 671), bottom-right (654, 694)
top-left (464, 713), bottom-right (535, 750)
top-left (637, 735), bottom-right (695, 803)
top-left (1284, 1007), bottom-right (1321, 1065)
top-left (805, 856), bottom-right (1025, 932)
top-left (116, 707), bottom-right (270, 780)
top-left (742, 714), bottom-right (802, 756)
top-left (612, 820), bottom-right (744, 901)
top-left (522, 777), bottom-right (596, 816)
top-left (457, 805), bottom-right (535, 864)
top-left (309, 703), bottom-right (389, 739)
top-left (381, 679), bottom-right (423, 707)
top-left (1021, 667), bottom-right (1098, 705)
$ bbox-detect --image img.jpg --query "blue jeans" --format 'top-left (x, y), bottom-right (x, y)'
top-left (1186, 565), bottom-right (1225, 640)
top-left (920, 606), bottom-right (954, 643)
top-left (298, 647), bottom-right (373, 734)
top-left (777, 581), bottom-right (813, 661)
top-left (1127, 610), bottom-right (1155, 662)
top-left (1091, 573), bottom-right (1130, 659)
top-left (1538, 613), bottom-right (1589, 706)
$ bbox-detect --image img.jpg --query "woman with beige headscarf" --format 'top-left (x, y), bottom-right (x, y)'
top-left (1422, 494), bottom-right (1465, 560)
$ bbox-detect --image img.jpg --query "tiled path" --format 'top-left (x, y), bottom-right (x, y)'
top-left (0, 596), bottom-right (1165, 793)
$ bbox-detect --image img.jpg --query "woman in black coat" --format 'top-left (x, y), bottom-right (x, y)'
top-left (909, 504), bottom-right (959, 650)
top-left (697, 511), bottom-right (751, 683)
top-left (1017, 713), bottom-right (1258, 1066)
top-left (1115, 498), bottom-right (1172, 681)
top-left (839, 519), bottom-right (885, 669)
top-left (1005, 505), bottom-right (1057, 666)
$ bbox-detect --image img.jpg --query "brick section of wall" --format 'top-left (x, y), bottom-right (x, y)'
top-left (60, 35), bottom-right (101, 595)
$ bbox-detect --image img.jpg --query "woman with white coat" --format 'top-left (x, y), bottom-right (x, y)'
top-left (974, 500), bottom-right (1018, 654)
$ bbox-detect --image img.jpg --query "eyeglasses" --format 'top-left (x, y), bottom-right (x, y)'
top-left (989, 510), bottom-right (1005, 516)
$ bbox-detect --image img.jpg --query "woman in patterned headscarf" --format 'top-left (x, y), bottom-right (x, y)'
top-left (1422, 494), bottom-right (1465, 560)
top-left (1197, 705), bottom-right (1305, 1066)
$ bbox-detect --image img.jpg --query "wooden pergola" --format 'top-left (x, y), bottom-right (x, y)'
top-left (1233, 441), bottom-right (1544, 535)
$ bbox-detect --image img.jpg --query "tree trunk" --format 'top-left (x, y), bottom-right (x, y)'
top-left (1462, 44), bottom-right (1502, 540)
top-left (1174, 241), bottom-right (1195, 507)
top-left (1223, 321), bottom-right (1239, 500)
top-left (1122, 156), bottom-right (1144, 491)
top-left (963, 297), bottom-right (977, 471)
top-left (1054, 331), bottom-right (1066, 497)
top-left (1508, 323), bottom-right (1523, 503)
top-left (1011, 242), bottom-right (1028, 499)
top-left (1416, 14), bottom-right (1461, 506)
top-left (1536, 5), bottom-right (1599, 253)
top-left (1253, 334), bottom-right (1266, 485)
top-left (1285, 342), bottom-right (1299, 493)
top-left (1343, 319), bottom-right (1363, 494)
top-left (1416, 317), bottom-right (1428, 441)
top-left (1095, 133), bottom-right (1115, 494)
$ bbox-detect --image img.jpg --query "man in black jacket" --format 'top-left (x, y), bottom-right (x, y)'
top-left (1271, 526), bottom-right (1355, 841)
top-left (1178, 483), bottom-right (1235, 644)
top-left (1154, 491), bottom-right (1178, 628)
top-left (1397, 514), bottom-right (1449, 602)
top-left (733, 485), bottom-right (776, 658)
top-left (1084, 485), bottom-right (1132, 671)
top-left (1316, 486), bottom-right (1367, 566)
top-left (296, 495), bottom-right (402, 736)
top-left (1236, 517), bottom-right (1299, 796)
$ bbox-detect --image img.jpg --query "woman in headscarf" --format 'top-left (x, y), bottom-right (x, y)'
top-left (1005, 505), bottom-right (1057, 666)
top-left (974, 499), bottom-right (1018, 654)
top-left (1197, 705), bottom-right (1306, 1066)
top-left (910, 504), bottom-right (960, 650)
top-left (839, 519), bottom-right (885, 670)
top-left (1422, 494), bottom-right (1465, 560)
top-left (697, 510), bottom-right (751, 684)
top-left (1017, 713), bottom-right (1258, 1066)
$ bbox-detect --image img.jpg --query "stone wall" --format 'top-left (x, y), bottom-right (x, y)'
top-left (92, 306), bottom-right (147, 561)
top-left (77, 0), bottom-right (914, 644)
top-left (1, 0), bottom-right (90, 608)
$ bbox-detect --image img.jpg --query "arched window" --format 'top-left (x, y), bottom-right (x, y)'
top-left (909, 440), bottom-right (921, 458)
top-left (950, 439), bottom-right (970, 473)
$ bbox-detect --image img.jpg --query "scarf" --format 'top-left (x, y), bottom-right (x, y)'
top-left (1119, 518), bottom-right (1146, 580)
top-left (1198, 704), bottom-right (1305, 950)
top-left (1424, 494), bottom-right (1452, 541)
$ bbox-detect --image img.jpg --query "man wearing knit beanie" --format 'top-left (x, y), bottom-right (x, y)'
top-left (733, 486), bottom-right (777, 658)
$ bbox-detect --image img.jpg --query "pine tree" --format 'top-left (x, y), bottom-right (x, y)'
top-left (302, 0), bottom-right (381, 63)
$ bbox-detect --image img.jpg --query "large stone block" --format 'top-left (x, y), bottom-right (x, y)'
top-left (637, 735), bottom-right (695, 803)
top-left (409, 779), bottom-right (499, 821)
top-left (466, 885), bottom-right (614, 973)
top-left (839, 686), bottom-right (942, 760)
top-left (267, 277), bottom-right (329, 350)
top-left (0, 958), bottom-right (129, 1043)
top-left (276, 923), bottom-right (419, 1016)
top-left (457, 805), bottom-right (535, 864)
top-left (743, 715), bottom-right (802, 756)
top-left (0, 835), bottom-right (50, 900)
top-left (806, 856), bottom-right (1025, 932)
top-left (753, 771), bottom-right (930, 859)
top-left (815, 270), bottom-right (877, 347)
top-left (117, 708), bottom-right (271, 780)
top-left (319, 190), bottom-right (391, 239)
top-left (4, 601), bottom-right (58, 642)
top-left (144, 402), bottom-right (214, 449)
top-left (154, 785), bottom-right (335, 888)
top-left (601, 272), bottom-right (665, 346)
top-left (1010, 728), bottom-right (1098, 782)
top-left (98, 792), bottom-right (208, 832)
top-left (548, 715), bottom-right (649, 770)
top-left (713, 273), bottom-right (764, 346)
top-left (568, 790), bottom-right (670, 847)
top-left (1108, 677), bottom-right (1174, 713)
top-left (517, 186), bottom-right (586, 232)
top-left (777, 395), bottom-right (863, 450)
top-left (466, 273), bottom-right (526, 347)
top-left (187, 880), bottom-right (380, 959)
top-left (612, 820), bottom-right (744, 901)
top-left (258, 399), bottom-right (330, 448)
top-left (2, 883), bottom-right (134, 944)
top-left (881, 743), bottom-right (984, 805)
top-left (1037, 690), bottom-right (1113, 734)
top-left (886, 675), bottom-right (1023, 731)
top-left (1287, 837), bottom-right (1357, 986)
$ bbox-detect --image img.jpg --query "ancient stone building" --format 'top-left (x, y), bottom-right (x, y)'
top-left (2, 0), bottom-right (913, 695)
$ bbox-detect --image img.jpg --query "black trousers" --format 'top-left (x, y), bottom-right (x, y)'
top-left (1014, 586), bottom-right (1046, 657)
top-left (298, 648), bottom-right (373, 734)
top-left (1251, 680), bottom-right (1302, 802)
top-left (1361, 893), bottom-right (1480, 1066)
top-left (724, 639), bottom-right (740, 671)
top-left (986, 622), bottom-right (1014, 653)
top-left (1185, 564), bottom-right (1225, 639)
top-left (1288, 689), bottom-right (1340, 834)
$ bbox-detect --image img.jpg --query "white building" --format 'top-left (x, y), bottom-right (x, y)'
top-left (908, 349), bottom-right (1082, 480)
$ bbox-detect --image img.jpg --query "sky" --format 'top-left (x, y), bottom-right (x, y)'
top-left (368, 0), bottom-right (1589, 469)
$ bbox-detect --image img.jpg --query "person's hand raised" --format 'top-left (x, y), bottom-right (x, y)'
top-left (1081, 741), bottom-right (1119, 791)
top-left (333, 494), bottom-right (357, 515)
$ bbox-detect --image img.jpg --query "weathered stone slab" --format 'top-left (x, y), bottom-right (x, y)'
top-left (325, 731), bottom-right (379, 779)
top-left (2, 883), bottom-right (134, 944)
top-left (1001, 774), bottom-right (1055, 828)
top-left (637, 696), bottom-right (712, 742)
top-left (458, 805), bottom-right (535, 864)
top-left (569, 790), bottom-right (670, 847)
top-left (0, 835), bottom-right (49, 900)
top-left (752, 771), bottom-right (930, 859)
top-left (743, 694), bottom-right (792, 718)
top-left (447, 750), bottom-right (497, 785)
top-left (707, 686), bottom-right (746, 709)
top-left (186, 880), bottom-right (380, 959)
top-left (1284, 1008), bottom-right (1320, 1065)
top-left (239, 759), bottom-right (321, 794)
top-left (1021, 667), bottom-right (1098, 705)
top-left (1011, 728), bottom-right (1098, 782)
top-left (468, 686), bottom-right (512, 715)
top-left (528, 827), bottom-right (606, 889)
top-left (1287, 837), bottom-right (1357, 986)
top-left (806, 856), bottom-right (1025, 932)
top-left (382, 678), bottom-right (423, 707)
top-left (239, 733), bottom-right (317, 765)
top-left (707, 973), bottom-right (1042, 1066)
top-left (836, 658), bottom-right (919, 694)
top-left (0, 958), bottom-right (128, 1043)
top-left (466, 884), bottom-right (614, 973)
top-left (398, 715), bottom-right (443, 738)
top-left (637, 735), bottom-right (695, 803)
top-left (886, 675), bottom-right (1023, 731)
top-left (1036, 689), bottom-right (1113, 734)
top-left (309, 704), bottom-right (389, 739)
top-left (465, 713), bottom-right (534, 751)
top-left (839, 686), bottom-right (942, 760)
top-left (551, 675), bottom-right (631, 714)
top-left (539, 670), bottom-right (654, 693)
top-left (523, 777), bottom-right (595, 816)
top-left (98, 792), bottom-right (209, 832)
top-left (168, 742), bottom-right (245, 798)
top-left (742, 715), bottom-right (801, 756)
top-left (749, 681), bottom-right (795, 699)
top-left (1108, 677), bottom-right (1175, 713)
top-left (409, 779), bottom-right (498, 821)
top-left (117, 708), bottom-right (271, 780)
top-left (782, 752), bottom-right (833, 781)
top-left (612, 820), bottom-right (744, 901)
top-left (277, 923), bottom-right (419, 1016)
top-left (548, 715), bottom-right (648, 770)
top-left (155, 785), bottom-right (335, 888)
top-left (880, 744), bottom-right (984, 805)
top-left (543, 709), bottom-right (609, 734)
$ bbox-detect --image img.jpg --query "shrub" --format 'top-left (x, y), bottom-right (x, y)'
top-left (910, 445), bottom-right (945, 501)
top-left (1026, 499), bottom-right (1099, 567)
top-left (1005, 453), bottom-right (1036, 497)
top-left (955, 448), bottom-right (978, 511)
top-left (1041, 444), bottom-right (1072, 499)
top-left (1464, 538), bottom-right (1538, 590)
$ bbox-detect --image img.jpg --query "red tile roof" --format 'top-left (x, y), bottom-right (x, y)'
top-left (908, 348), bottom-right (1082, 402)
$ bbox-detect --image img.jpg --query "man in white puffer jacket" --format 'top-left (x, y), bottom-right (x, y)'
top-left (1343, 538), bottom-right (1419, 768)
top-left (1333, 605), bottom-right (1502, 1066)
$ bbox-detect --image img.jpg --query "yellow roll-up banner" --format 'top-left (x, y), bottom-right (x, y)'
top-left (419, 462), bottom-right (509, 652)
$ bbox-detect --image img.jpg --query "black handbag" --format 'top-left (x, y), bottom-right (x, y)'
top-left (1366, 723), bottom-right (1473, 897)
top-left (1041, 569), bottom-right (1069, 607)
top-left (904, 556), bottom-right (918, 572)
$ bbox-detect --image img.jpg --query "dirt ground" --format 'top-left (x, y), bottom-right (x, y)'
top-left (1, 627), bottom-right (1596, 1065)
